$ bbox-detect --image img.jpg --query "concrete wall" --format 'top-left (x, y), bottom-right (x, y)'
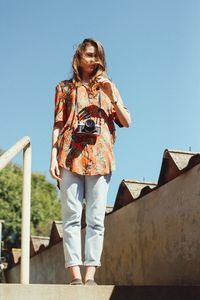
top-left (99, 163), bottom-right (200, 285)
top-left (6, 231), bottom-right (86, 284)
top-left (6, 241), bottom-right (67, 284)
top-left (5, 164), bottom-right (200, 285)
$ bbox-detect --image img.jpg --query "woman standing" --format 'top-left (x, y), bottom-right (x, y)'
top-left (50, 38), bottom-right (131, 285)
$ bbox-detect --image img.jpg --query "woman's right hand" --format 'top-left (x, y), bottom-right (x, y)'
top-left (49, 159), bottom-right (62, 181)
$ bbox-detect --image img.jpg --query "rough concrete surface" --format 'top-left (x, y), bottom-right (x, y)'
top-left (98, 164), bottom-right (200, 285)
top-left (1, 285), bottom-right (200, 300)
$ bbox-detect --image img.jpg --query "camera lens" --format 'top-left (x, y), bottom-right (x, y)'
top-left (85, 119), bottom-right (95, 132)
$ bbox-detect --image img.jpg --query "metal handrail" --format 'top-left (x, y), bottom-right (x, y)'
top-left (0, 136), bottom-right (31, 284)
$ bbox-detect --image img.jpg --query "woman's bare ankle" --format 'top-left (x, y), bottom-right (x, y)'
top-left (69, 265), bottom-right (82, 280)
top-left (84, 266), bottom-right (96, 282)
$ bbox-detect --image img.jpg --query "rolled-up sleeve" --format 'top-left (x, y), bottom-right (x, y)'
top-left (110, 82), bottom-right (130, 127)
top-left (111, 104), bottom-right (129, 128)
top-left (54, 83), bottom-right (66, 127)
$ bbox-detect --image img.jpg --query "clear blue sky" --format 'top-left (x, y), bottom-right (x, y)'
top-left (1, 0), bottom-right (200, 205)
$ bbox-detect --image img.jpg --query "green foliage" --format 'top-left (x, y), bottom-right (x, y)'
top-left (31, 172), bottom-right (61, 236)
top-left (0, 161), bottom-right (61, 252)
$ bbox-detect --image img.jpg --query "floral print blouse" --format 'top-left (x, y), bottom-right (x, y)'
top-left (53, 79), bottom-right (128, 176)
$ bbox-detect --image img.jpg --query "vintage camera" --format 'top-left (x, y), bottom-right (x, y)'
top-left (77, 119), bottom-right (101, 135)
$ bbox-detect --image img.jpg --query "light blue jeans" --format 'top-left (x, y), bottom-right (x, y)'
top-left (60, 168), bottom-right (111, 268)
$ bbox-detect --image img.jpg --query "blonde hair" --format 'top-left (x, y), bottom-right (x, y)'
top-left (72, 38), bottom-right (108, 90)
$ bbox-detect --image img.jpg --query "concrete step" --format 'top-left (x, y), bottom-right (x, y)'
top-left (1, 284), bottom-right (200, 300)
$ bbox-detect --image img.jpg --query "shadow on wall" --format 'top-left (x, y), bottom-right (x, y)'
top-left (108, 286), bottom-right (200, 300)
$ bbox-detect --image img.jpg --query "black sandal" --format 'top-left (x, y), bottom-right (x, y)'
top-left (70, 278), bottom-right (83, 285)
top-left (85, 279), bottom-right (97, 286)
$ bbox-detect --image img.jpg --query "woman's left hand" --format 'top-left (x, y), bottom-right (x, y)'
top-left (96, 76), bottom-right (114, 99)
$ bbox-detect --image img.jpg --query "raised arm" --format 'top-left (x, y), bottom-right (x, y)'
top-left (96, 77), bottom-right (131, 127)
top-left (111, 84), bottom-right (131, 127)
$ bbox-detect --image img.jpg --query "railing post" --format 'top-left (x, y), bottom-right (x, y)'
top-left (20, 142), bottom-right (32, 284)
top-left (0, 221), bottom-right (4, 261)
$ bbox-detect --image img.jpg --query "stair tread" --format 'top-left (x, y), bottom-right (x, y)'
top-left (1, 284), bottom-right (200, 300)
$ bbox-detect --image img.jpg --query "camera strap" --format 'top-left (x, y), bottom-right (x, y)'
top-left (75, 86), bottom-right (102, 126)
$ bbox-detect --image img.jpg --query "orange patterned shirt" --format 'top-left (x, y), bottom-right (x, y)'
top-left (54, 79), bottom-right (128, 176)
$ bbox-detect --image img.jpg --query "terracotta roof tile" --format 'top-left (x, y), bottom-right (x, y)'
top-left (113, 180), bottom-right (156, 211)
top-left (158, 149), bottom-right (200, 185)
top-left (30, 236), bottom-right (50, 256)
top-left (49, 221), bottom-right (63, 245)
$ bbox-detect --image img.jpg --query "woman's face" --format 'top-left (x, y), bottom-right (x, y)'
top-left (79, 44), bottom-right (98, 76)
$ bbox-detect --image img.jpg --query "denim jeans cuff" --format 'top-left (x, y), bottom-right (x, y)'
top-left (65, 261), bottom-right (83, 268)
top-left (83, 261), bottom-right (101, 268)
